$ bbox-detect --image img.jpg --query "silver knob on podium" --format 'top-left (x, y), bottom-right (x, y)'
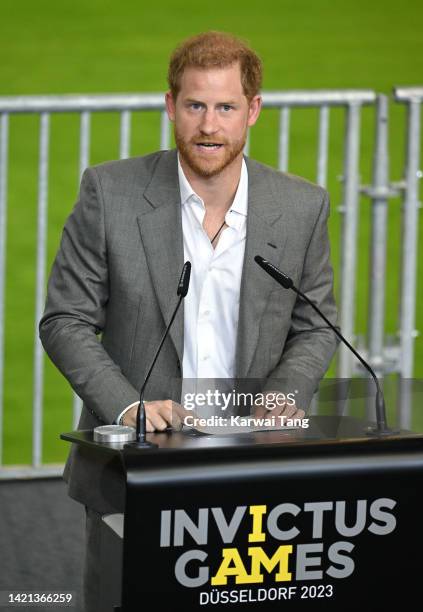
top-left (93, 425), bottom-right (136, 443)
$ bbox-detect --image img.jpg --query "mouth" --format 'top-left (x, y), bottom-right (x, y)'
top-left (195, 142), bottom-right (224, 151)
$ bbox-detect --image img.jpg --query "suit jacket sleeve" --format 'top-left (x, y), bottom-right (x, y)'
top-left (39, 168), bottom-right (140, 424)
top-left (263, 190), bottom-right (339, 409)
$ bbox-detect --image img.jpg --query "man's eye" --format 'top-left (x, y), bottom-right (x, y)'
top-left (220, 105), bottom-right (233, 112)
top-left (190, 103), bottom-right (203, 110)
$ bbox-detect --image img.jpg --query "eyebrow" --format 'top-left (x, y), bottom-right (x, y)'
top-left (184, 98), bottom-right (238, 106)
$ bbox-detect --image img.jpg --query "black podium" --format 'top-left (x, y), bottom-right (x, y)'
top-left (62, 416), bottom-right (423, 611)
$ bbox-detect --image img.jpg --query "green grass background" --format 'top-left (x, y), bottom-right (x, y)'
top-left (1, 0), bottom-right (422, 464)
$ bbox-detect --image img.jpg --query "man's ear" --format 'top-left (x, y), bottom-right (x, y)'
top-left (165, 91), bottom-right (176, 122)
top-left (247, 95), bottom-right (262, 127)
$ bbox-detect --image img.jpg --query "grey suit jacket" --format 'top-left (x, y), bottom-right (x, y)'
top-left (39, 149), bottom-right (338, 513)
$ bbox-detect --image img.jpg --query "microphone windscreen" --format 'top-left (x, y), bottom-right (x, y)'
top-left (177, 261), bottom-right (191, 297)
top-left (254, 255), bottom-right (294, 289)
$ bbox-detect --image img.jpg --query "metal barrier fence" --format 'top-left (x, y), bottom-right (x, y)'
top-left (0, 88), bottom-right (421, 477)
top-left (393, 88), bottom-right (423, 427)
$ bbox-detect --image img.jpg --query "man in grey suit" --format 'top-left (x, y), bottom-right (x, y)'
top-left (40, 31), bottom-right (338, 611)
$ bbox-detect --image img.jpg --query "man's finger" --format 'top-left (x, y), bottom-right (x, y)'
top-left (145, 412), bottom-right (169, 432)
top-left (145, 403), bottom-right (171, 431)
top-left (279, 404), bottom-right (298, 418)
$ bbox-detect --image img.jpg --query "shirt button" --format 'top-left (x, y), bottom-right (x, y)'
top-left (202, 310), bottom-right (210, 317)
top-left (202, 355), bottom-right (210, 361)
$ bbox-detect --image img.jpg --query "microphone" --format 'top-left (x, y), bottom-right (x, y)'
top-left (177, 261), bottom-right (191, 297)
top-left (254, 255), bottom-right (394, 436)
top-left (127, 261), bottom-right (191, 449)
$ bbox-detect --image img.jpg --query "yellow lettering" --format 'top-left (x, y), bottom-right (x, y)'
top-left (248, 505), bottom-right (267, 542)
top-left (211, 549), bottom-right (250, 586)
top-left (211, 545), bottom-right (293, 586)
top-left (240, 546), bottom-right (292, 584)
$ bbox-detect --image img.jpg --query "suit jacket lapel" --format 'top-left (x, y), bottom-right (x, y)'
top-left (235, 158), bottom-right (289, 378)
top-left (137, 150), bottom-right (185, 362)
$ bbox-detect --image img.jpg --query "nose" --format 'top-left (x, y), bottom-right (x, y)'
top-left (199, 109), bottom-right (219, 135)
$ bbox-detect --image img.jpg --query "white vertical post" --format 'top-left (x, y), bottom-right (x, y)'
top-left (160, 111), bottom-right (170, 150)
top-left (79, 111), bottom-right (91, 178)
top-left (368, 95), bottom-right (389, 374)
top-left (119, 111), bottom-right (131, 159)
top-left (337, 103), bottom-right (362, 384)
top-left (278, 107), bottom-right (290, 172)
top-left (33, 112), bottom-right (50, 467)
top-left (399, 99), bottom-right (421, 428)
top-left (0, 113), bottom-right (9, 466)
top-left (399, 100), bottom-right (421, 378)
top-left (316, 106), bottom-right (329, 187)
top-left (72, 112), bottom-right (92, 428)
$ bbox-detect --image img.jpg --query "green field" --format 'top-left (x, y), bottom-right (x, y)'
top-left (1, 0), bottom-right (422, 464)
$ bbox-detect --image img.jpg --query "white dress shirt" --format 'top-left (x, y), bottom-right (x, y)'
top-left (117, 156), bottom-right (248, 422)
top-left (179, 157), bottom-right (248, 380)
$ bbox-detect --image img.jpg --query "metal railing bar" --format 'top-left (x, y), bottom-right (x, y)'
top-left (32, 112), bottom-right (50, 468)
top-left (119, 110), bottom-right (131, 159)
top-left (278, 107), bottom-right (290, 172)
top-left (263, 90), bottom-right (376, 107)
top-left (316, 106), bottom-right (329, 187)
top-left (368, 95), bottom-right (389, 373)
top-left (0, 90), bottom-right (377, 114)
top-left (79, 111), bottom-right (91, 179)
top-left (71, 112), bottom-right (92, 428)
top-left (337, 103), bottom-right (362, 382)
top-left (394, 87), bottom-right (423, 102)
top-left (0, 113), bottom-right (9, 466)
top-left (0, 94), bottom-right (167, 114)
top-left (160, 111), bottom-right (170, 150)
top-left (399, 100), bottom-right (421, 378)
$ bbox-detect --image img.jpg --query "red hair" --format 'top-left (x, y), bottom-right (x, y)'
top-left (168, 31), bottom-right (263, 101)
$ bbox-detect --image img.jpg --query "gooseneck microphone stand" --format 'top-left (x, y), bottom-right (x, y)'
top-left (255, 255), bottom-right (395, 436)
top-left (126, 261), bottom-right (191, 449)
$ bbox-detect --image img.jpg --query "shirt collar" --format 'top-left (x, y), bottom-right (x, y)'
top-left (178, 155), bottom-right (197, 206)
top-left (177, 154), bottom-right (248, 219)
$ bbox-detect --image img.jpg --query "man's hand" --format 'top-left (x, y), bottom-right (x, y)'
top-left (122, 400), bottom-right (186, 432)
top-left (254, 391), bottom-right (305, 421)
